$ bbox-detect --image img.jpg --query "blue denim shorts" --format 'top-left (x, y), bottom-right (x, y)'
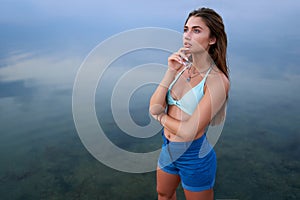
top-left (158, 131), bottom-right (217, 192)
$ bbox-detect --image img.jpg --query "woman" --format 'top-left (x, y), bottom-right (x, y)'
top-left (149, 8), bottom-right (230, 200)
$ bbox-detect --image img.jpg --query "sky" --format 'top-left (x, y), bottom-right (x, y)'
top-left (0, 0), bottom-right (299, 100)
top-left (1, 0), bottom-right (299, 56)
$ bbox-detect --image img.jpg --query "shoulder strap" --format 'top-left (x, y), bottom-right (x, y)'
top-left (203, 67), bottom-right (212, 81)
top-left (169, 66), bottom-right (188, 89)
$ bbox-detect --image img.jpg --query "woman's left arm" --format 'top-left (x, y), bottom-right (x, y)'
top-left (159, 73), bottom-right (229, 140)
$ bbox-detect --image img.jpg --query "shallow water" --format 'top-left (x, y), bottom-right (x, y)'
top-left (0, 47), bottom-right (299, 200)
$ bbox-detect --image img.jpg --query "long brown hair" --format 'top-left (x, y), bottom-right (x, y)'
top-left (185, 8), bottom-right (229, 78)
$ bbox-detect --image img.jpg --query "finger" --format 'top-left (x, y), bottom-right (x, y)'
top-left (178, 48), bottom-right (190, 61)
top-left (179, 52), bottom-right (189, 62)
top-left (169, 54), bottom-right (183, 64)
top-left (178, 47), bottom-right (190, 52)
top-left (178, 47), bottom-right (191, 55)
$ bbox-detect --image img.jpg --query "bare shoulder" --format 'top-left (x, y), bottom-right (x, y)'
top-left (206, 67), bottom-right (230, 94)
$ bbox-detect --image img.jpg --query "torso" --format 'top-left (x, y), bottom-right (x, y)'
top-left (164, 67), bottom-right (208, 142)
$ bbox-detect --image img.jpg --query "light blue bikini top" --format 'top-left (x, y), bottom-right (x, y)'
top-left (167, 66), bottom-right (212, 115)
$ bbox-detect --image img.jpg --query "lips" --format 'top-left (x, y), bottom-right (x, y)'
top-left (184, 42), bottom-right (192, 48)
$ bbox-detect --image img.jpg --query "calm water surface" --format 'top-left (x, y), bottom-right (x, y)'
top-left (0, 47), bottom-right (299, 200)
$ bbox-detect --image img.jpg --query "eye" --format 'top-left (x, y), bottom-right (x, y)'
top-left (183, 28), bottom-right (188, 33)
top-left (193, 29), bottom-right (201, 33)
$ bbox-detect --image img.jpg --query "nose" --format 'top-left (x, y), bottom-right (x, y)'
top-left (184, 30), bottom-right (191, 40)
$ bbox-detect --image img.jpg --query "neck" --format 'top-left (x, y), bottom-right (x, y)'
top-left (191, 52), bottom-right (212, 71)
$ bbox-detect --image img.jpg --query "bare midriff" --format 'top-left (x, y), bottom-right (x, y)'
top-left (164, 105), bottom-right (205, 142)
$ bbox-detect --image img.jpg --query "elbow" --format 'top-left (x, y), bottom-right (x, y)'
top-left (149, 105), bottom-right (164, 116)
top-left (149, 98), bottom-right (166, 116)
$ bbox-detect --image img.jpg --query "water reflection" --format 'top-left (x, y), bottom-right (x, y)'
top-left (0, 47), bottom-right (299, 199)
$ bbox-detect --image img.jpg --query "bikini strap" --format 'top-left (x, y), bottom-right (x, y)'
top-left (202, 67), bottom-right (213, 82)
top-left (169, 66), bottom-right (212, 89)
top-left (168, 66), bottom-right (189, 89)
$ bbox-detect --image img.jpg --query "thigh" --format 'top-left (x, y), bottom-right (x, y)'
top-left (184, 188), bottom-right (214, 200)
top-left (156, 167), bottom-right (181, 196)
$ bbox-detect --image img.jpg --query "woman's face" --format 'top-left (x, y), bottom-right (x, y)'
top-left (183, 16), bottom-right (215, 54)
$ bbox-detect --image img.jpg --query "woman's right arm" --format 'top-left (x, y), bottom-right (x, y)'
top-left (149, 69), bottom-right (177, 115)
top-left (149, 49), bottom-right (187, 116)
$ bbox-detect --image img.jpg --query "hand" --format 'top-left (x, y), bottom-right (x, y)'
top-left (168, 47), bottom-right (191, 72)
top-left (150, 112), bottom-right (166, 126)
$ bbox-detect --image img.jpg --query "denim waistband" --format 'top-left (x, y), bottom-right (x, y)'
top-left (161, 130), bottom-right (213, 158)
